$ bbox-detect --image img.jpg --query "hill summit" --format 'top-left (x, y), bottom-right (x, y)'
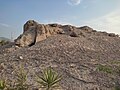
top-left (0, 20), bottom-right (120, 90)
top-left (15, 20), bottom-right (118, 47)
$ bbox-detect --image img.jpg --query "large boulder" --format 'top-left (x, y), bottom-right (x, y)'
top-left (15, 20), bottom-right (66, 47)
top-left (61, 25), bottom-right (75, 35)
top-left (15, 26), bottom-right (37, 47)
top-left (79, 26), bottom-right (94, 32)
top-left (23, 20), bottom-right (38, 32)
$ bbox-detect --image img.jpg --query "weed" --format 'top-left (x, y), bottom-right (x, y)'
top-left (0, 80), bottom-right (6, 90)
top-left (97, 64), bottom-right (113, 74)
top-left (114, 86), bottom-right (120, 90)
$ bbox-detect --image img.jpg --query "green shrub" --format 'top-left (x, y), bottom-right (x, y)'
top-left (36, 67), bottom-right (62, 90)
top-left (115, 87), bottom-right (120, 90)
top-left (97, 64), bottom-right (113, 74)
top-left (0, 80), bottom-right (6, 90)
top-left (0, 40), bottom-right (9, 46)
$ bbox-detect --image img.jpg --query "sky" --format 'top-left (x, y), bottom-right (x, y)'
top-left (0, 0), bottom-right (120, 39)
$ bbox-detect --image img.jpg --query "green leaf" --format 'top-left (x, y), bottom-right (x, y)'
top-left (36, 67), bottom-right (62, 90)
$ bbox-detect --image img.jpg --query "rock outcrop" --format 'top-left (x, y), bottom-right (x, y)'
top-left (0, 20), bottom-right (120, 90)
top-left (23, 20), bottom-right (38, 32)
top-left (15, 26), bottom-right (37, 47)
top-left (15, 20), bottom-right (80, 47)
top-left (15, 20), bottom-right (119, 47)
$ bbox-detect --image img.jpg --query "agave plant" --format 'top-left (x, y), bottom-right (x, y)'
top-left (14, 65), bottom-right (28, 90)
top-left (0, 79), bottom-right (6, 90)
top-left (36, 67), bottom-right (62, 90)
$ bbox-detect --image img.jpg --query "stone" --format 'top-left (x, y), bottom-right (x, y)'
top-left (15, 20), bottom-right (66, 47)
top-left (19, 56), bottom-right (23, 60)
top-left (15, 26), bottom-right (37, 47)
top-left (108, 33), bottom-right (118, 37)
top-left (62, 25), bottom-right (75, 35)
top-left (79, 26), bottom-right (94, 32)
top-left (23, 20), bottom-right (38, 32)
top-left (70, 31), bottom-right (79, 37)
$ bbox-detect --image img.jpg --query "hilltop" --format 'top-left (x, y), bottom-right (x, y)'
top-left (0, 20), bottom-right (120, 90)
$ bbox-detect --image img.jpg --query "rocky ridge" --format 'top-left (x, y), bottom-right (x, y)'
top-left (0, 20), bottom-right (120, 90)
top-left (15, 20), bottom-right (118, 47)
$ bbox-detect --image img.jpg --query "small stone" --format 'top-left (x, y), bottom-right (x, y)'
top-left (70, 64), bottom-right (76, 68)
top-left (70, 31), bottom-right (79, 37)
top-left (19, 56), bottom-right (23, 60)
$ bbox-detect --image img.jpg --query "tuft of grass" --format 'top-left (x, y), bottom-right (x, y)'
top-left (110, 61), bottom-right (120, 65)
top-left (114, 86), bottom-right (120, 90)
top-left (36, 67), bottom-right (62, 90)
top-left (14, 65), bottom-right (29, 90)
top-left (0, 79), bottom-right (6, 90)
top-left (97, 64), bottom-right (113, 74)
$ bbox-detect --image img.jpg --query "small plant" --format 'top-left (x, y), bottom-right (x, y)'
top-left (114, 86), bottom-right (120, 90)
top-left (14, 65), bottom-right (28, 90)
top-left (97, 64), bottom-right (113, 74)
top-left (0, 80), bottom-right (6, 90)
top-left (0, 40), bottom-right (9, 46)
top-left (36, 67), bottom-right (62, 90)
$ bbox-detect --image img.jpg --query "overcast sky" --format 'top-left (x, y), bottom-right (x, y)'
top-left (0, 0), bottom-right (120, 39)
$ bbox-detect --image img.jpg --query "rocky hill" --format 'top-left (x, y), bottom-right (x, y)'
top-left (0, 20), bottom-right (120, 90)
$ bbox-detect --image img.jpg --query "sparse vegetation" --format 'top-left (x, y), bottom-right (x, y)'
top-left (0, 79), bottom-right (6, 90)
top-left (0, 40), bottom-right (9, 46)
top-left (13, 65), bottom-right (29, 90)
top-left (36, 67), bottom-right (62, 90)
top-left (1, 20), bottom-right (120, 89)
top-left (97, 64), bottom-right (113, 74)
top-left (114, 86), bottom-right (120, 90)
top-left (0, 66), bottom-right (62, 90)
top-left (105, 60), bottom-right (120, 75)
top-left (110, 61), bottom-right (120, 65)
